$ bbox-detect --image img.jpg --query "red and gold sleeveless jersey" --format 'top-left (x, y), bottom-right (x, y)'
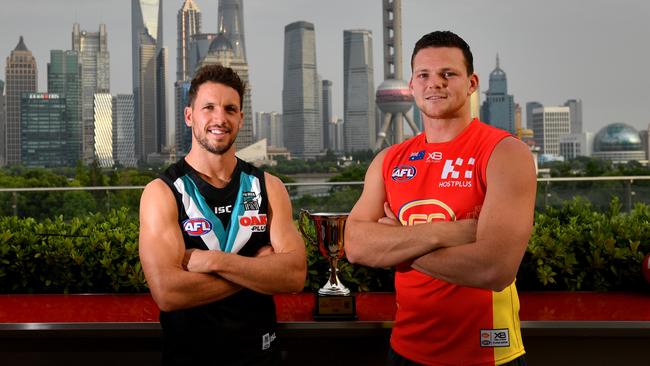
top-left (382, 119), bottom-right (525, 365)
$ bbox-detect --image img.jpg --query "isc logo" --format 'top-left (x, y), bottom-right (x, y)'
top-left (240, 214), bottom-right (267, 232)
top-left (182, 218), bottom-right (213, 236)
top-left (391, 165), bottom-right (417, 182)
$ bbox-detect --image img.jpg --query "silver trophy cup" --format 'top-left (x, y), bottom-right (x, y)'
top-left (299, 210), bottom-right (350, 296)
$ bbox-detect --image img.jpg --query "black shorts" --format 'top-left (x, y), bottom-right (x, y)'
top-left (387, 346), bottom-right (527, 366)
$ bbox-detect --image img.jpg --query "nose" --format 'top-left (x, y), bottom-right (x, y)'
top-left (429, 73), bottom-right (447, 89)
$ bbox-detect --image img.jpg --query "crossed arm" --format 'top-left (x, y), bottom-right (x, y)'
top-left (139, 174), bottom-right (306, 312)
top-left (345, 138), bottom-right (536, 291)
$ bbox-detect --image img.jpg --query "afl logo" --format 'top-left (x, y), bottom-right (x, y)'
top-left (182, 218), bottom-right (213, 236)
top-left (398, 199), bottom-right (456, 226)
top-left (392, 165), bottom-right (417, 182)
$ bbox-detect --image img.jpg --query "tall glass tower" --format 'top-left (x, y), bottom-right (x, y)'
top-left (321, 80), bottom-right (333, 151)
top-left (132, 0), bottom-right (167, 164)
top-left (282, 21), bottom-right (322, 159)
top-left (217, 0), bottom-right (247, 61)
top-left (72, 23), bottom-right (110, 164)
top-left (20, 93), bottom-right (67, 167)
top-left (177, 0), bottom-right (201, 81)
top-left (93, 93), bottom-right (114, 167)
top-left (480, 55), bottom-right (516, 134)
top-left (113, 94), bottom-right (137, 167)
top-left (48, 50), bottom-right (82, 166)
top-left (0, 80), bottom-right (5, 166)
top-left (343, 29), bottom-right (375, 152)
top-left (5, 36), bottom-right (37, 165)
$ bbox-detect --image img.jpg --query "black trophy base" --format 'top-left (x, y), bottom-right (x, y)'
top-left (313, 294), bottom-right (357, 321)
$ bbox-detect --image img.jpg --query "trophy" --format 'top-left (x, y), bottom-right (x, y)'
top-left (299, 210), bottom-right (356, 320)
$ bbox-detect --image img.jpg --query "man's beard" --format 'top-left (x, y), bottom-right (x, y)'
top-left (193, 128), bottom-right (236, 155)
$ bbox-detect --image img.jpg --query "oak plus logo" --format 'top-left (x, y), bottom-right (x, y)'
top-left (439, 157), bottom-right (475, 188)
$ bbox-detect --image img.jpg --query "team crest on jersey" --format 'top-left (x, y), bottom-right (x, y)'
top-left (408, 150), bottom-right (425, 161)
top-left (397, 199), bottom-right (456, 226)
top-left (392, 165), bottom-right (417, 182)
top-left (182, 218), bottom-right (213, 236)
top-left (242, 191), bottom-right (260, 211)
top-left (239, 214), bottom-right (267, 232)
top-left (439, 157), bottom-right (475, 188)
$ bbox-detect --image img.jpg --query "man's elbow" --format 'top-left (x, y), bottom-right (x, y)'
top-left (484, 269), bottom-right (517, 292)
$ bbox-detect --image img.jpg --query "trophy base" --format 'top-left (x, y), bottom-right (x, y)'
top-left (313, 294), bottom-right (357, 321)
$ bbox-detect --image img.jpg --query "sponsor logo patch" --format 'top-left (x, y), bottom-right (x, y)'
top-left (215, 205), bottom-right (232, 214)
top-left (239, 214), bottom-right (267, 232)
top-left (426, 151), bottom-right (443, 163)
top-left (262, 332), bottom-right (276, 350)
top-left (391, 165), bottom-right (417, 182)
top-left (408, 150), bottom-right (425, 161)
top-left (182, 218), bottom-right (213, 236)
top-left (438, 157), bottom-right (475, 188)
top-left (480, 329), bottom-right (510, 347)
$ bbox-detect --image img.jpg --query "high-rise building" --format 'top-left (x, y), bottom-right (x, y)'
top-left (255, 111), bottom-right (283, 148)
top-left (532, 106), bottom-right (571, 156)
top-left (282, 21), bottom-right (322, 159)
top-left (174, 81), bottom-right (191, 155)
top-left (188, 33), bottom-right (218, 76)
top-left (526, 101), bottom-right (543, 130)
top-left (20, 93), bottom-right (67, 167)
top-left (343, 29), bottom-right (375, 152)
top-left (93, 93), bottom-right (113, 167)
top-left (515, 103), bottom-right (522, 131)
top-left (322, 80), bottom-right (333, 150)
top-left (48, 50), bottom-right (82, 166)
top-left (132, 0), bottom-right (168, 164)
top-left (177, 0), bottom-right (201, 82)
top-left (113, 94), bottom-right (137, 167)
top-left (198, 34), bottom-right (253, 149)
top-left (642, 123), bottom-right (650, 160)
top-left (564, 99), bottom-right (583, 134)
top-left (5, 36), bottom-right (37, 165)
top-left (481, 55), bottom-right (516, 134)
top-left (72, 23), bottom-right (110, 164)
top-left (0, 80), bottom-right (5, 166)
top-left (217, 0), bottom-right (247, 61)
top-left (559, 132), bottom-right (594, 160)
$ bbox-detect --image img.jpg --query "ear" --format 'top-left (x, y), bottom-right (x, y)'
top-left (238, 111), bottom-right (244, 129)
top-left (468, 73), bottom-right (479, 96)
top-left (184, 105), bottom-right (192, 127)
top-left (408, 77), bottom-right (415, 95)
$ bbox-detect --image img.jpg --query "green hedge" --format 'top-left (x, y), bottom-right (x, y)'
top-left (0, 198), bottom-right (648, 293)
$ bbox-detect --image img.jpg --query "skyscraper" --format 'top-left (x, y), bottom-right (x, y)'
top-left (48, 50), bottom-right (82, 166)
top-left (72, 23), bottom-right (110, 164)
top-left (532, 106), bottom-right (571, 156)
top-left (187, 33), bottom-right (218, 76)
top-left (343, 29), bottom-right (375, 152)
top-left (5, 36), bottom-right (37, 165)
top-left (480, 55), bottom-right (516, 134)
top-left (217, 0), bottom-right (247, 61)
top-left (564, 99), bottom-right (583, 134)
top-left (174, 81), bottom-right (191, 155)
top-left (255, 111), bottom-right (283, 148)
top-left (132, 0), bottom-right (167, 164)
top-left (282, 21), bottom-right (322, 159)
top-left (526, 101), bottom-right (543, 129)
top-left (0, 80), bottom-right (5, 166)
top-left (113, 94), bottom-right (137, 167)
top-left (198, 34), bottom-right (253, 149)
top-left (177, 0), bottom-right (201, 81)
top-left (20, 93), bottom-right (67, 167)
top-left (321, 80), bottom-right (333, 150)
top-left (93, 93), bottom-right (114, 167)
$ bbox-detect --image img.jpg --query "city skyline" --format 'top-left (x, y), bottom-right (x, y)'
top-left (0, 0), bottom-right (649, 138)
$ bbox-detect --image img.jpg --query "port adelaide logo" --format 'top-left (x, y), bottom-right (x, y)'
top-left (182, 218), bottom-right (213, 236)
top-left (392, 165), bottom-right (417, 182)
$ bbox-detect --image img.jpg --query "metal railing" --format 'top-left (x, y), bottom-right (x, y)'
top-left (0, 176), bottom-right (648, 219)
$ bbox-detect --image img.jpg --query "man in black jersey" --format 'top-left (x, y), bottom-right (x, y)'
top-left (139, 64), bottom-right (307, 365)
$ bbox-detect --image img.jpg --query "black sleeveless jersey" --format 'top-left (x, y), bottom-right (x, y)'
top-left (158, 158), bottom-right (279, 366)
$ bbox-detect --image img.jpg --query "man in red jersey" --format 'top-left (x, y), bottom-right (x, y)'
top-left (345, 31), bottom-right (536, 366)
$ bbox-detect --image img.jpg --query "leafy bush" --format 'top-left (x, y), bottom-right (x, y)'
top-left (0, 198), bottom-right (648, 293)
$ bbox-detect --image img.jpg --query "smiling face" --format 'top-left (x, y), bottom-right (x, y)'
top-left (185, 81), bottom-right (243, 155)
top-left (409, 47), bottom-right (478, 121)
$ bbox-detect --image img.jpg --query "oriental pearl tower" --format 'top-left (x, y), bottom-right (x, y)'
top-left (375, 0), bottom-right (419, 150)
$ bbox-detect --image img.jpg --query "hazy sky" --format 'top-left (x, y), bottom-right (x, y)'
top-left (2, 0), bottom-right (649, 135)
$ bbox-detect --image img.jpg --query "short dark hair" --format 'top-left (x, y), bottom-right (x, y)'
top-left (188, 64), bottom-right (245, 108)
top-left (411, 31), bottom-right (474, 75)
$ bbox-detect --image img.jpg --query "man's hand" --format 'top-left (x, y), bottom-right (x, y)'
top-left (378, 202), bottom-right (401, 226)
top-left (184, 248), bottom-right (217, 273)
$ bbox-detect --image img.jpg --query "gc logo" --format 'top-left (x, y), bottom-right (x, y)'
top-left (397, 199), bottom-right (456, 226)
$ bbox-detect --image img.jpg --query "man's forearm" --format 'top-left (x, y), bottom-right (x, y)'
top-left (151, 270), bottom-right (241, 312)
